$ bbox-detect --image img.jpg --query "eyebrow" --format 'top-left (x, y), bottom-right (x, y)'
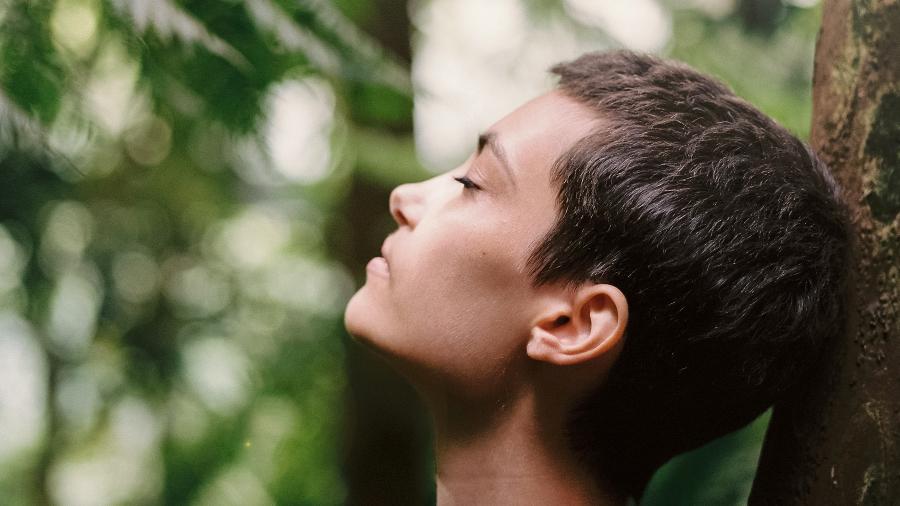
top-left (477, 131), bottom-right (517, 188)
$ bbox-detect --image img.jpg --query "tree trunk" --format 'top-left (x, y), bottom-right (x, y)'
top-left (750, 0), bottom-right (900, 504)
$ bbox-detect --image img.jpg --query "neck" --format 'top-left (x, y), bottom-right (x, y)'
top-left (427, 388), bottom-right (626, 506)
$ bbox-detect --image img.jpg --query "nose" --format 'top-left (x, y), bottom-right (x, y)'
top-left (389, 182), bottom-right (424, 228)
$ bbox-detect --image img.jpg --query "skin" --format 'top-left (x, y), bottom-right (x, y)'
top-left (344, 91), bottom-right (630, 505)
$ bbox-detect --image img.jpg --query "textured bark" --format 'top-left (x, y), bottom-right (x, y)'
top-left (750, 0), bottom-right (900, 504)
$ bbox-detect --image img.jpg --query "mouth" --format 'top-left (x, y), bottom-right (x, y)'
top-left (365, 239), bottom-right (392, 278)
top-left (366, 256), bottom-right (390, 277)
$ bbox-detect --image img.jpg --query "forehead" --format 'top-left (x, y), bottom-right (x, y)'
top-left (488, 91), bottom-right (600, 186)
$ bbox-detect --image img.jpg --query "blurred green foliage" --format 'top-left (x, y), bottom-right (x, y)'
top-left (0, 0), bottom-right (821, 504)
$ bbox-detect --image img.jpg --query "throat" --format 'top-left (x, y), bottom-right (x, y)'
top-left (430, 390), bottom-right (627, 506)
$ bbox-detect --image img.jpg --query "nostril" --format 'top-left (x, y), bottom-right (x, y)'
top-left (389, 184), bottom-right (414, 227)
top-left (393, 207), bottom-right (409, 227)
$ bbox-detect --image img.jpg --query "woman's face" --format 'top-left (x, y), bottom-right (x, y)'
top-left (344, 91), bottom-right (599, 398)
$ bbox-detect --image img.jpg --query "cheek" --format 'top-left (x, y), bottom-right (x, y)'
top-left (349, 218), bottom-right (541, 397)
top-left (395, 224), bottom-right (531, 339)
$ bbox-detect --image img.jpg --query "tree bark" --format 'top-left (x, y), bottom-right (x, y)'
top-left (750, 0), bottom-right (900, 504)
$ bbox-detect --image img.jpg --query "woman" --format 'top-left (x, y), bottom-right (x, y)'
top-left (345, 51), bottom-right (850, 505)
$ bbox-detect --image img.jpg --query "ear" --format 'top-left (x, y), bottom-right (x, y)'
top-left (526, 284), bottom-right (628, 366)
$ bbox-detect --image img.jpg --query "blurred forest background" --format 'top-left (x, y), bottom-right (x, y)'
top-left (0, 0), bottom-right (823, 504)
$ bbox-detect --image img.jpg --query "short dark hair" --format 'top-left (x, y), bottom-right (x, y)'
top-left (527, 51), bottom-right (851, 498)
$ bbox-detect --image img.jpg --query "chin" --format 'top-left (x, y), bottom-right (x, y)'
top-left (343, 289), bottom-right (372, 340)
top-left (343, 290), bottom-right (417, 372)
top-left (344, 288), bottom-right (392, 351)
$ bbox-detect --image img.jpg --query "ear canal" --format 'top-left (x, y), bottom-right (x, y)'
top-left (554, 315), bottom-right (570, 327)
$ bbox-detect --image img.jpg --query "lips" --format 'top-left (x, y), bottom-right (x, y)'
top-left (366, 256), bottom-right (390, 277)
top-left (380, 237), bottom-right (394, 267)
top-left (364, 239), bottom-right (392, 278)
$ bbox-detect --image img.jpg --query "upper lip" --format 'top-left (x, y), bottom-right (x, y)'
top-left (380, 237), bottom-right (392, 265)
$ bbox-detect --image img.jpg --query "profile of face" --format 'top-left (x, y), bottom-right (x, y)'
top-left (344, 91), bottom-right (627, 405)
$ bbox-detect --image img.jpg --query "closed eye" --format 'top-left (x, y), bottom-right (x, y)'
top-left (454, 176), bottom-right (481, 190)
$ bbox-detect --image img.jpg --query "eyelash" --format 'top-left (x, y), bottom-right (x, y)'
top-left (454, 176), bottom-right (481, 191)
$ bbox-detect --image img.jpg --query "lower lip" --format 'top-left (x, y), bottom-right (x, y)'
top-left (366, 257), bottom-right (390, 277)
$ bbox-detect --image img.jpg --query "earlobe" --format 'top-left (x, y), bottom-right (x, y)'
top-left (526, 284), bottom-right (628, 367)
